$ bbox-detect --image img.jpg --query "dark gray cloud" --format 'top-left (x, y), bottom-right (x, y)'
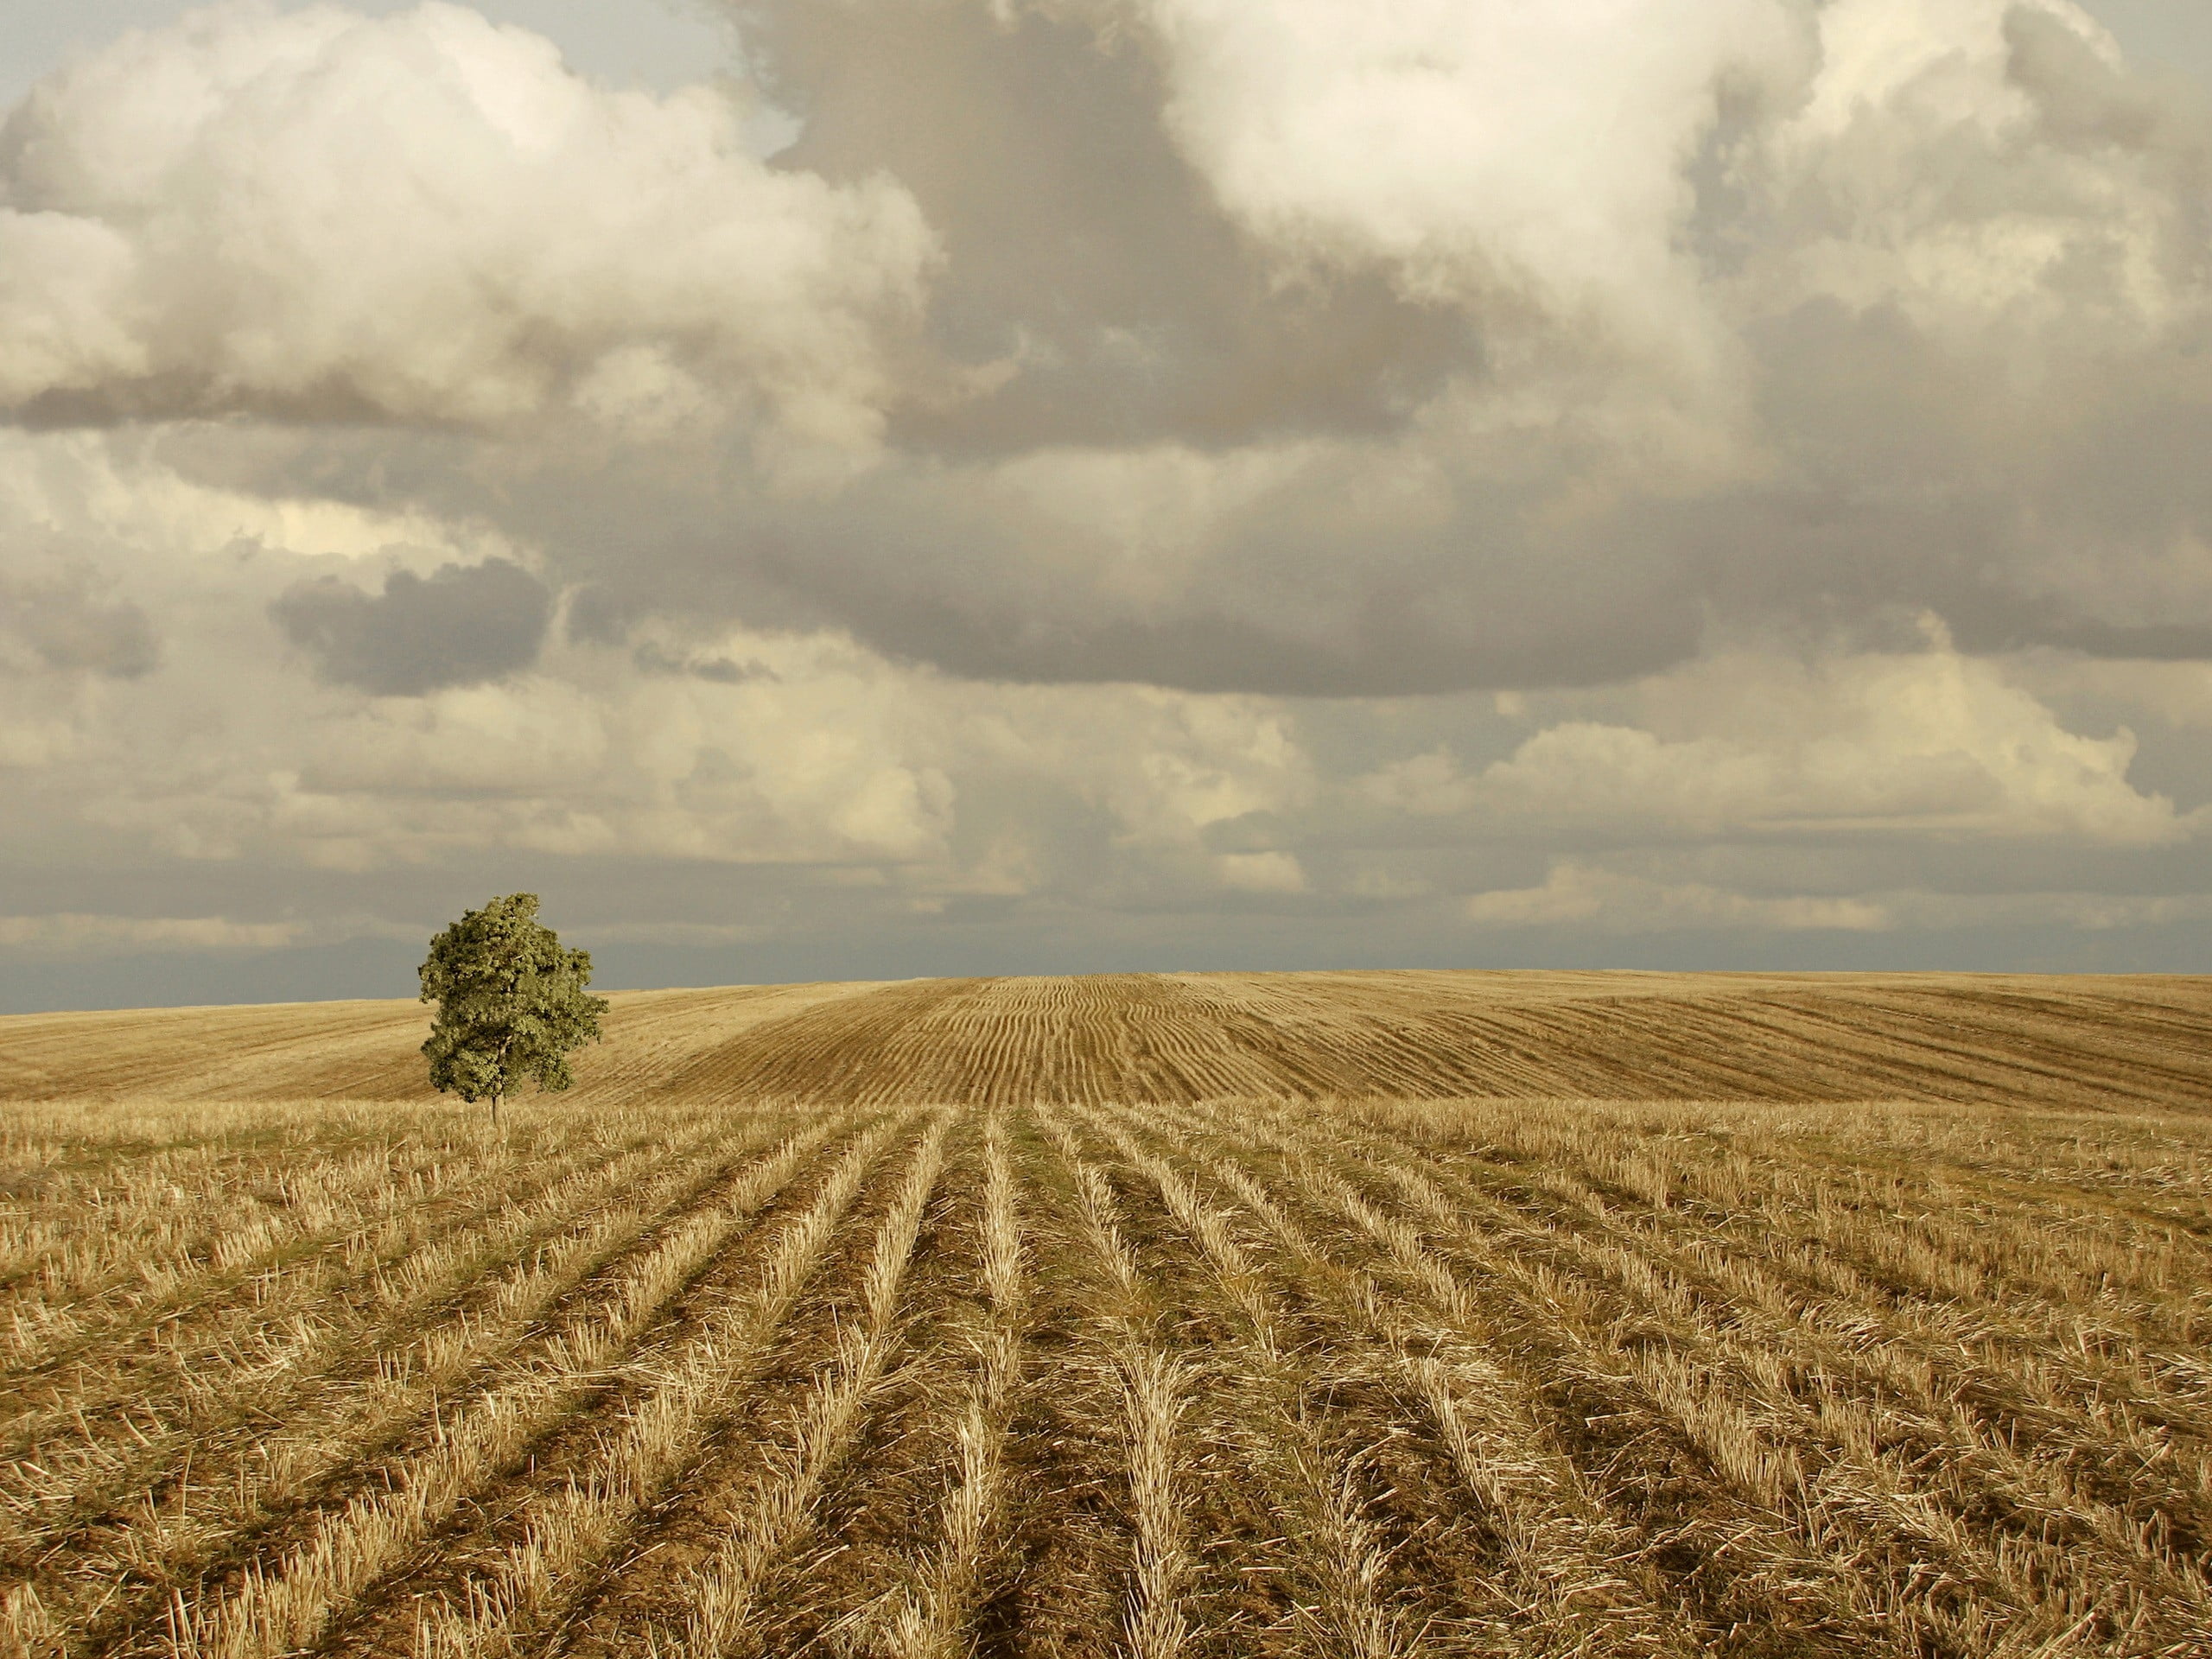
top-left (513, 0), bottom-right (2212, 690)
top-left (270, 560), bottom-right (552, 696)
top-left (756, 0), bottom-right (1484, 455)
top-left (47, 0), bottom-right (2212, 702)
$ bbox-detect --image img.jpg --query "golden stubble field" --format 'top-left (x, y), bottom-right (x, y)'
top-left (1, 969), bottom-right (2209, 1659)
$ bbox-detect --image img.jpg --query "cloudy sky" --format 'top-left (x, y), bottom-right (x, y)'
top-left (4, 0), bottom-right (2212, 1011)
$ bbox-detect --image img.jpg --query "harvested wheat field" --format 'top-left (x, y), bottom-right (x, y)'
top-left (3, 970), bottom-right (2210, 1659)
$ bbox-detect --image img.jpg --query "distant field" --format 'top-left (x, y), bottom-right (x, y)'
top-left (2, 971), bottom-right (2209, 1658)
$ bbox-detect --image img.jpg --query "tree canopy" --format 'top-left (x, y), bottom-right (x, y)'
top-left (419, 893), bottom-right (607, 1124)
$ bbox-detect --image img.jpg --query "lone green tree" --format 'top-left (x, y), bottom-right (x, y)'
top-left (419, 893), bottom-right (607, 1127)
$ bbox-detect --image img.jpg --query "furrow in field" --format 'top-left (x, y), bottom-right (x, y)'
top-left (1347, 1103), bottom-right (2212, 1611)
top-left (1812, 985), bottom-right (2212, 1104)
top-left (1115, 982), bottom-right (1280, 1101)
top-left (0, 984), bottom-right (894, 1109)
top-left (0, 1132), bottom-right (623, 1389)
top-left (1772, 1123), bottom-right (2212, 1285)
top-left (7, 969), bottom-right (2212, 1658)
top-left (1721, 995), bottom-right (2137, 1109)
top-left (1205, 1096), bottom-right (2212, 1656)
top-left (938, 993), bottom-right (1016, 1105)
top-left (42, 1111), bottom-right (825, 1659)
top-left (1637, 995), bottom-right (2059, 1104)
top-left (552, 983), bottom-right (899, 1112)
top-left (0, 1107), bottom-right (700, 1444)
top-left (1062, 1103), bottom-right (1459, 1658)
top-left (658, 981), bottom-right (988, 1105)
top-left (14, 969), bottom-right (2212, 1115)
top-left (1157, 1097), bottom-right (1929, 1656)
top-left (1094, 1099), bottom-right (1693, 1659)
top-left (1160, 977), bottom-right (1616, 1099)
top-left (0, 1001), bottom-right (434, 1102)
top-left (1167, 972), bottom-right (2212, 1109)
top-left (1026, 1105), bottom-right (1208, 1659)
top-left (1, 1171), bottom-right (619, 1525)
top-left (276, 987), bottom-right (817, 1106)
top-left (848, 1109), bottom-right (1027, 1658)
top-left (145, 1115), bottom-right (882, 1659)
top-left (0, 1123), bottom-right (512, 1376)
top-left (1467, 1088), bottom-right (2212, 1304)
top-left (982, 981), bottom-right (1076, 1101)
top-left (1485, 1001), bottom-right (1843, 1100)
top-left (974, 986), bottom-right (1038, 1102)
top-left (1099, 981), bottom-right (1195, 1105)
top-left (1591, 1001), bottom-right (1913, 1100)
top-left (2, 1128), bottom-right (671, 1553)
top-left (1242, 975), bottom-right (1605, 1096)
top-left (1752, 986), bottom-right (2212, 1108)
top-left (1699, 1146), bottom-right (2212, 1372)
top-left (583, 1116), bottom-right (954, 1659)
top-left (1372, 1097), bottom-right (2212, 1442)
top-left (12, 1110), bottom-right (813, 1651)
top-left (1161, 976), bottom-right (1591, 1098)
top-left (0, 1137), bottom-right (321, 1306)
top-left (397, 1113), bottom-right (931, 1659)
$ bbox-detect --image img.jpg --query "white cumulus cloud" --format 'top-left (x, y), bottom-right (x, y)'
top-left (1137, 0), bottom-right (1805, 351)
top-left (0, 1), bottom-right (934, 455)
top-left (1369, 638), bottom-right (2190, 846)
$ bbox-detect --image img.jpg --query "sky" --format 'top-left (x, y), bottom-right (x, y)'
top-left (4, 0), bottom-right (2212, 1012)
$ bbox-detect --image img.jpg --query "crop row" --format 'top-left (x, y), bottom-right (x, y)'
top-left (2, 1090), bottom-right (2207, 1658)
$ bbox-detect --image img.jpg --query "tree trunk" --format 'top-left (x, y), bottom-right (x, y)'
top-left (491, 1091), bottom-right (501, 1130)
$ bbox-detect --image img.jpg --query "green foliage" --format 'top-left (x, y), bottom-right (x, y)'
top-left (419, 893), bottom-right (607, 1118)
